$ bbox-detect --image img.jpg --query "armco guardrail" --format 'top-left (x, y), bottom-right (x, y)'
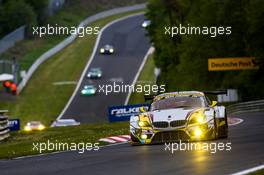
top-left (0, 110), bottom-right (10, 141)
top-left (227, 99), bottom-right (264, 115)
top-left (0, 26), bottom-right (26, 54)
top-left (17, 4), bottom-right (146, 93)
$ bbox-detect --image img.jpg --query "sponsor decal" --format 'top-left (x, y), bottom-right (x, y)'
top-left (108, 104), bottom-right (150, 122)
top-left (8, 119), bottom-right (20, 131)
top-left (208, 57), bottom-right (259, 71)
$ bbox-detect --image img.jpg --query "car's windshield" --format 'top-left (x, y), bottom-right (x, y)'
top-left (84, 85), bottom-right (94, 89)
top-left (29, 122), bottom-right (41, 126)
top-left (151, 96), bottom-right (205, 111)
top-left (91, 68), bottom-right (100, 72)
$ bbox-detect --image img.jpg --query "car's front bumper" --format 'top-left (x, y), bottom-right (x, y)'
top-left (87, 75), bottom-right (101, 79)
top-left (130, 121), bottom-right (216, 144)
top-left (100, 50), bottom-right (114, 54)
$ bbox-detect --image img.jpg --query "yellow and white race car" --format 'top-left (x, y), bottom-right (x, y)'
top-left (130, 91), bottom-right (228, 145)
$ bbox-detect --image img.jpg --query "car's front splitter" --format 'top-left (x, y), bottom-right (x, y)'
top-left (130, 123), bottom-right (216, 145)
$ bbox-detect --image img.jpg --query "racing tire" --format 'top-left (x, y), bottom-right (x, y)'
top-left (130, 133), bottom-right (140, 145)
top-left (221, 113), bottom-right (229, 138)
top-left (213, 117), bottom-right (218, 140)
top-left (217, 113), bottom-right (228, 139)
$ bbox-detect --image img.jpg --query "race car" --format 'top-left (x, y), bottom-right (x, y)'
top-left (80, 85), bottom-right (96, 96)
top-left (142, 19), bottom-right (151, 28)
top-left (87, 68), bottom-right (102, 79)
top-left (130, 91), bottom-right (228, 145)
top-left (99, 44), bottom-right (114, 54)
top-left (24, 121), bottom-right (45, 131)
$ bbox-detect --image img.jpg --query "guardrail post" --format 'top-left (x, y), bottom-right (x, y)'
top-left (0, 110), bottom-right (10, 141)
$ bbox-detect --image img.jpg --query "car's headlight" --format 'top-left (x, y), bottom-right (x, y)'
top-left (87, 74), bottom-right (91, 77)
top-left (188, 110), bottom-right (207, 124)
top-left (91, 89), bottom-right (96, 93)
top-left (138, 121), bottom-right (149, 127)
top-left (130, 115), bottom-right (150, 127)
top-left (137, 115), bottom-right (151, 127)
top-left (188, 126), bottom-right (204, 139)
top-left (81, 90), bottom-right (86, 94)
top-left (38, 125), bottom-right (45, 130)
top-left (100, 48), bottom-right (105, 53)
top-left (109, 49), bottom-right (114, 53)
top-left (24, 126), bottom-right (31, 131)
top-left (98, 74), bottom-right (101, 77)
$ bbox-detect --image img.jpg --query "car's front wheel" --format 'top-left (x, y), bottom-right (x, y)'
top-left (130, 133), bottom-right (141, 145)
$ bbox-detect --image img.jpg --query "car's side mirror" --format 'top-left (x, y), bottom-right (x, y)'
top-left (139, 107), bottom-right (146, 113)
top-left (211, 101), bottom-right (217, 107)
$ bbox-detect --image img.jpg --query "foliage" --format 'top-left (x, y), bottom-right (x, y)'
top-left (146, 0), bottom-right (264, 100)
top-left (0, 0), bottom-right (37, 37)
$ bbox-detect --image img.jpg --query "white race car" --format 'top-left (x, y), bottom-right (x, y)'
top-left (24, 121), bottom-right (45, 131)
top-left (99, 45), bottom-right (114, 54)
top-left (142, 19), bottom-right (151, 28)
top-left (130, 91), bottom-right (228, 145)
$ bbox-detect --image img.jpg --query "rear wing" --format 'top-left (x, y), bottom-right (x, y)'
top-left (203, 90), bottom-right (227, 95)
top-left (144, 94), bottom-right (155, 102)
top-left (144, 90), bottom-right (227, 102)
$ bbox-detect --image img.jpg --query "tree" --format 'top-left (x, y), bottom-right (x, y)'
top-left (0, 0), bottom-right (36, 36)
top-left (146, 0), bottom-right (264, 100)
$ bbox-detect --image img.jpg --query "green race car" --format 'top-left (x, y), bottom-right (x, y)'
top-left (80, 85), bottom-right (97, 96)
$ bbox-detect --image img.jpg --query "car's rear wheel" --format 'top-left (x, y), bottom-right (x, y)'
top-left (213, 117), bottom-right (218, 140)
top-left (220, 113), bottom-right (228, 138)
top-left (216, 112), bottom-right (228, 139)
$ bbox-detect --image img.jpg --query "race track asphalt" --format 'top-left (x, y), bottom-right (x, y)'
top-left (1, 112), bottom-right (263, 175)
top-left (60, 14), bottom-right (150, 123)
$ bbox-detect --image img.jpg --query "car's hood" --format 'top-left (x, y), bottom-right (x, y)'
top-left (89, 72), bottom-right (98, 75)
top-left (149, 108), bottom-right (199, 122)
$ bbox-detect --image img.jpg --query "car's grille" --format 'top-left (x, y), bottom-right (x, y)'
top-left (153, 120), bottom-right (186, 128)
top-left (170, 120), bottom-right (186, 127)
top-left (152, 121), bottom-right (169, 128)
top-left (152, 131), bottom-right (189, 143)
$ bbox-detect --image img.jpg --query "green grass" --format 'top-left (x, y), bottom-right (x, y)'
top-left (0, 37), bottom-right (64, 71)
top-left (0, 0), bottom-right (146, 72)
top-left (0, 122), bottom-right (129, 159)
top-left (128, 54), bottom-right (156, 104)
top-left (0, 10), bottom-right (144, 126)
top-left (249, 169), bottom-right (264, 175)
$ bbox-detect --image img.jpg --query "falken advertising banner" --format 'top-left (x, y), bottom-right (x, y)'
top-left (108, 104), bottom-right (150, 122)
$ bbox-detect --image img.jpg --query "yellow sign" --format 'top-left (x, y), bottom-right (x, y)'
top-left (208, 57), bottom-right (259, 71)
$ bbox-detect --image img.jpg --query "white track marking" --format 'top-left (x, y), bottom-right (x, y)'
top-left (99, 138), bottom-right (117, 143)
top-left (231, 164), bottom-right (264, 175)
top-left (228, 117), bottom-right (244, 126)
top-left (108, 136), bottom-right (128, 142)
top-left (99, 135), bottom-right (131, 143)
top-left (52, 81), bottom-right (77, 86)
top-left (124, 47), bottom-right (155, 105)
top-left (120, 135), bottom-right (130, 139)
